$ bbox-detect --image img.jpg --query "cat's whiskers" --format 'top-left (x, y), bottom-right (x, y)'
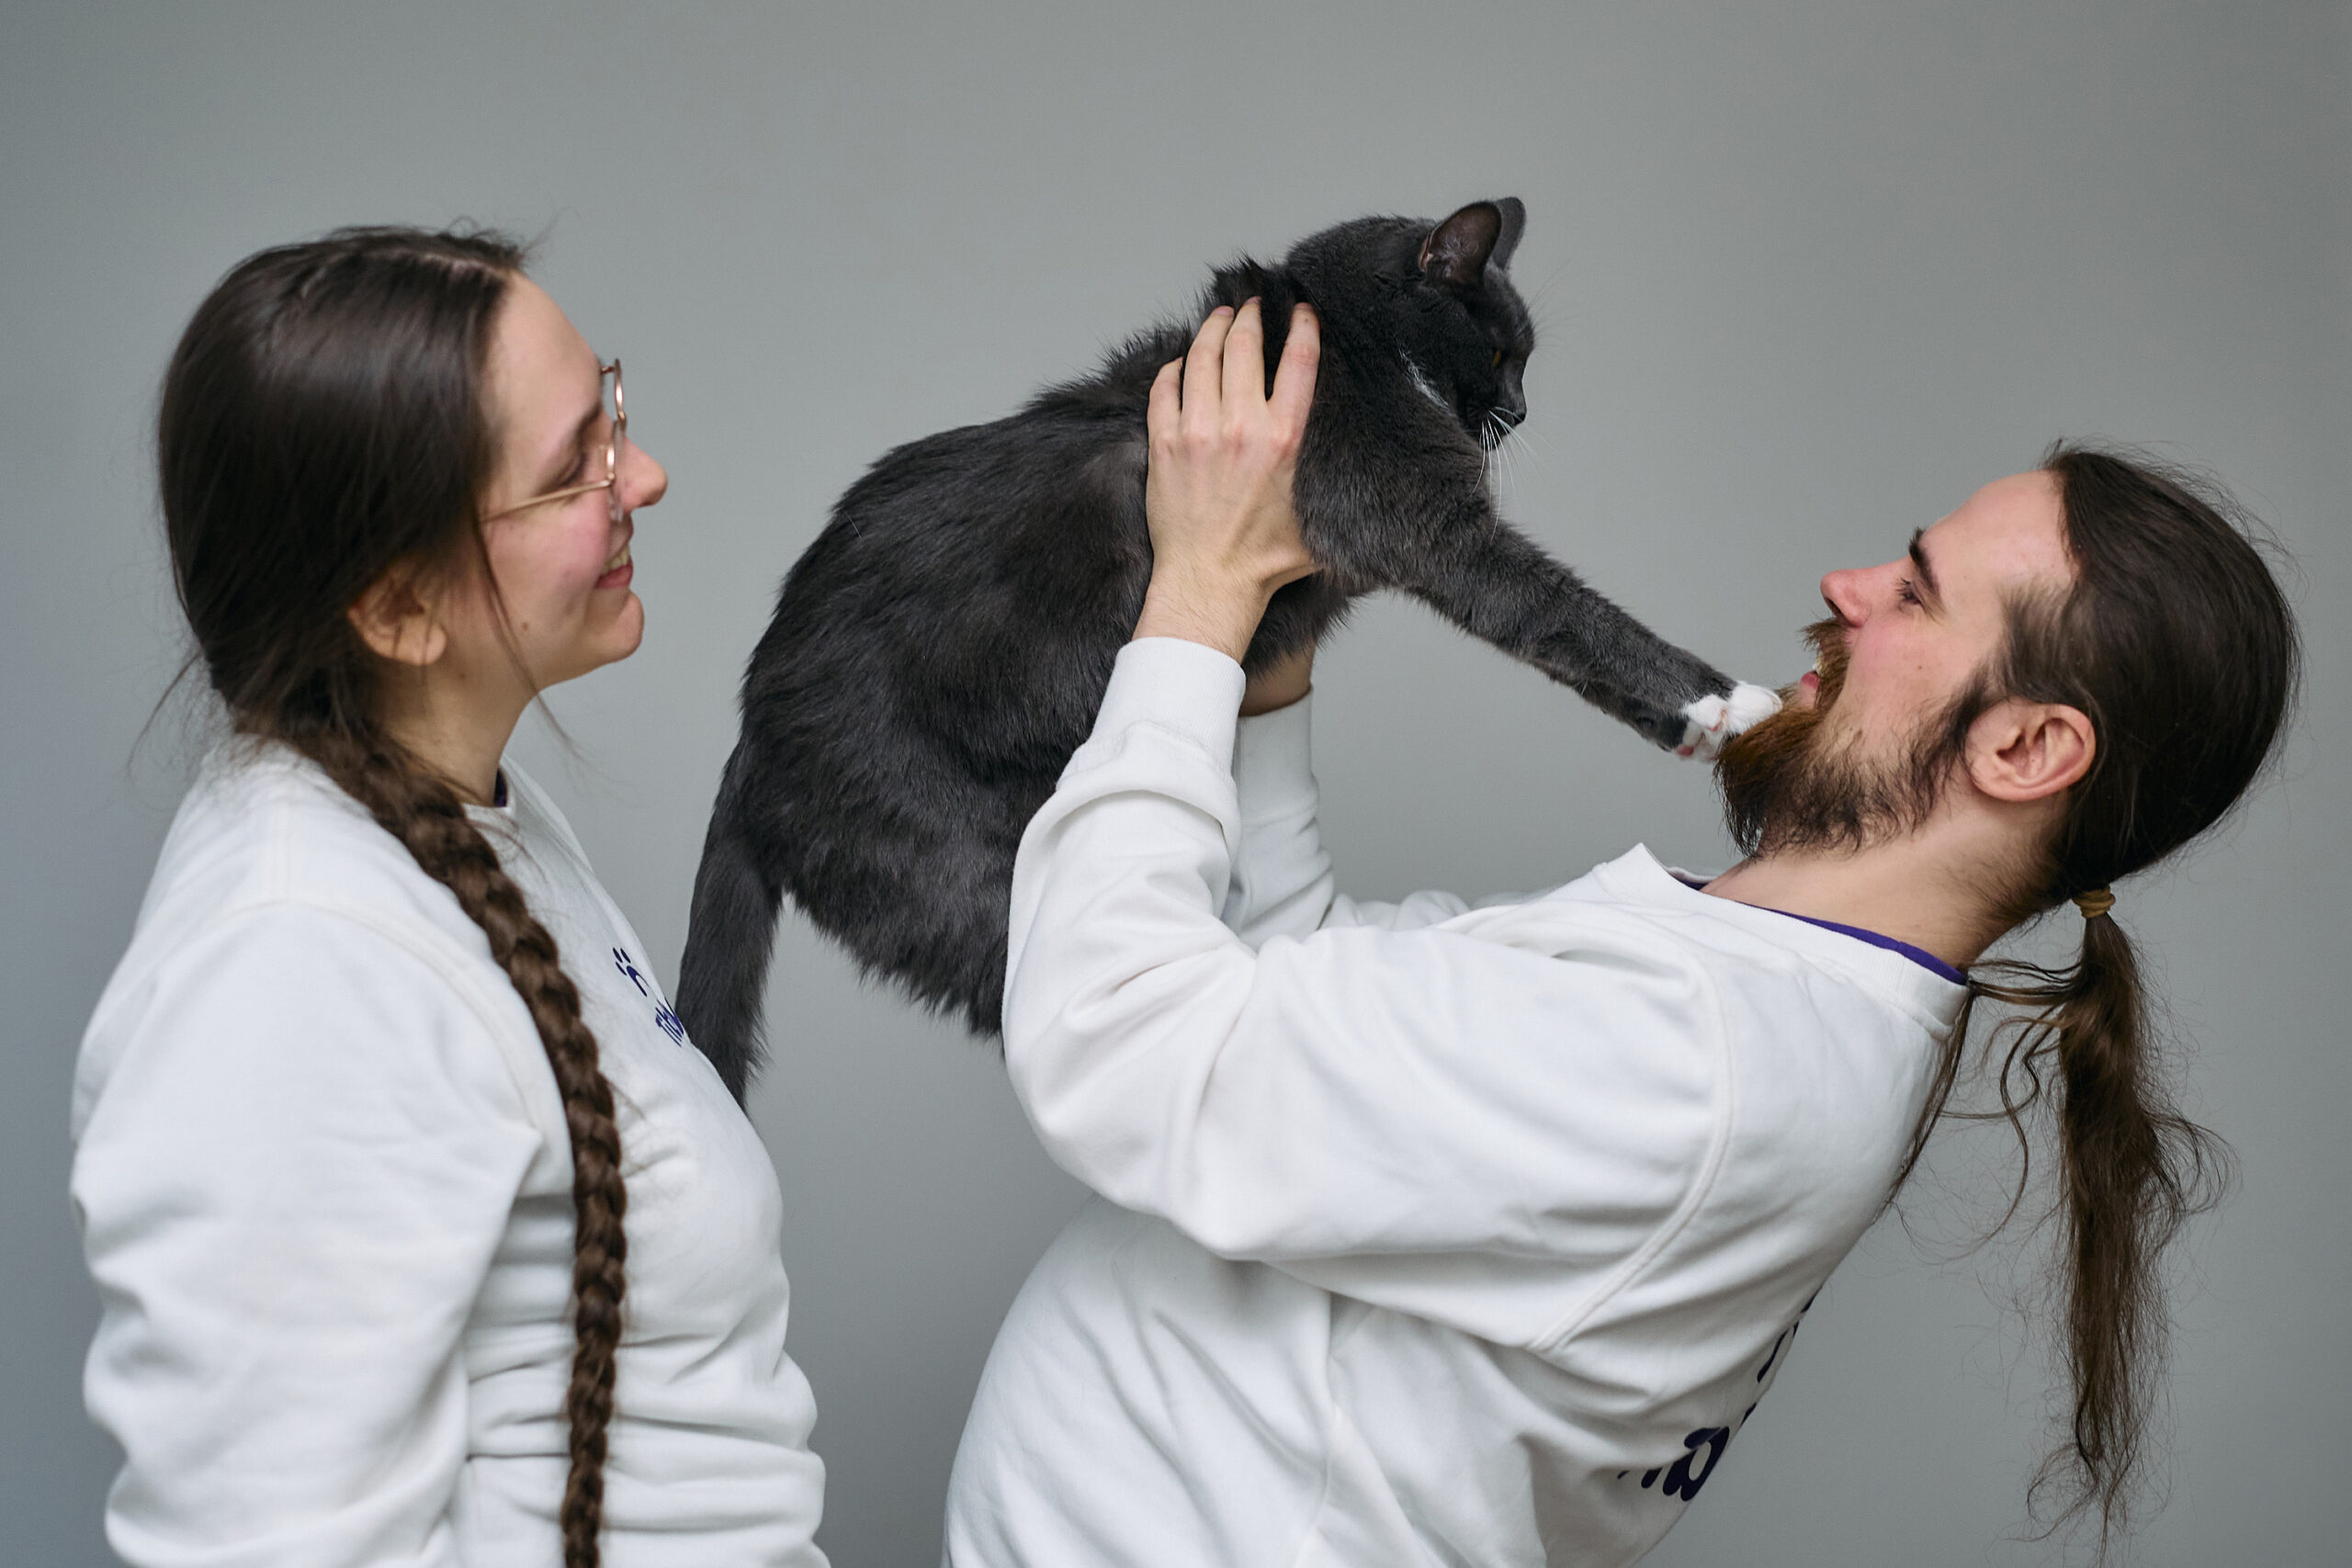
top-left (1506, 419), bottom-right (1550, 476)
top-left (1483, 412), bottom-right (1521, 499)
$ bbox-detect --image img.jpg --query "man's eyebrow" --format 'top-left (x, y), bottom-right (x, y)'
top-left (1907, 529), bottom-right (1945, 611)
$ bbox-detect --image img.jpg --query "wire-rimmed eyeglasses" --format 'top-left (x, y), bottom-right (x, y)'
top-left (484, 360), bottom-right (627, 523)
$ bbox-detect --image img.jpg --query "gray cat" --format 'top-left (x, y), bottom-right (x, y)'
top-left (679, 198), bottom-right (1774, 1098)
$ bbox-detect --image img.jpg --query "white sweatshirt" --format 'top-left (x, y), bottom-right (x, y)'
top-left (944, 638), bottom-right (1969, 1567)
top-left (72, 743), bottom-right (827, 1568)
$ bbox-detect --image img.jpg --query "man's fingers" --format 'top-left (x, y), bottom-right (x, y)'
top-left (1182, 305), bottom-right (1235, 425)
top-left (1223, 298), bottom-right (1266, 413)
top-left (1148, 359), bottom-right (1182, 448)
top-left (1269, 304), bottom-right (1320, 437)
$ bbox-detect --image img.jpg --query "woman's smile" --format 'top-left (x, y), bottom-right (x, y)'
top-left (597, 536), bottom-right (634, 590)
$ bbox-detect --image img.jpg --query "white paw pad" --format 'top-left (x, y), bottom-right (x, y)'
top-left (1676, 682), bottom-right (1782, 760)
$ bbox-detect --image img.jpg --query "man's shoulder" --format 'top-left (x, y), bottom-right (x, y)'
top-left (1524, 846), bottom-right (1966, 1030)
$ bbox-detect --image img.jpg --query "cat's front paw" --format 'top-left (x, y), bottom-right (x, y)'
top-left (1676, 682), bottom-right (1781, 760)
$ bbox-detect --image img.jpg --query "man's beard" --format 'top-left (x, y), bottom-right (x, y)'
top-left (1714, 618), bottom-right (1979, 857)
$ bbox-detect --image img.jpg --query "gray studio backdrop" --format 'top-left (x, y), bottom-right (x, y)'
top-left (6, 3), bottom-right (2344, 1564)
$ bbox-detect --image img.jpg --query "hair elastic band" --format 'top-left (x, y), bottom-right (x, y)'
top-left (2072, 887), bottom-right (2116, 919)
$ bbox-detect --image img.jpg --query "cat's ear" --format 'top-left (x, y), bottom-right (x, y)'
top-left (1419, 198), bottom-right (1524, 290)
top-left (1489, 197), bottom-right (1526, 272)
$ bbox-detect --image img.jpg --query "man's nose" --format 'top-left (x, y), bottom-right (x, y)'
top-left (1819, 564), bottom-right (1871, 626)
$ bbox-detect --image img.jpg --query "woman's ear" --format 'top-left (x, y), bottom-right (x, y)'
top-left (346, 566), bottom-right (449, 668)
top-left (1965, 697), bottom-right (2097, 803)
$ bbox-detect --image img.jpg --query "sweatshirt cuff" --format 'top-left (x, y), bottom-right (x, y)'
top-left (1093, 638), bottom-right (1249, 773)
top-left (1233, 692), bottom-right (1317, 822)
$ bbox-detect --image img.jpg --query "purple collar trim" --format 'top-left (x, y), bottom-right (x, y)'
top-left (1674, 874), bottom-right (1966, 987)
top-left (1771, 909), bottom-right (1967, 986)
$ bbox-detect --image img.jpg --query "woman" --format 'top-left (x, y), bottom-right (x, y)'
top-left (71, 229), bottom-right (826, 1567)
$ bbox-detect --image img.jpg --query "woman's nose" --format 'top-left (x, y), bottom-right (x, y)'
top-left (625, 442), bottom-right (668, 513)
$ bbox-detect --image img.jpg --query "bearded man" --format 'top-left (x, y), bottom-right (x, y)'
top-left (942, 302), bottom-right (2298, 1567)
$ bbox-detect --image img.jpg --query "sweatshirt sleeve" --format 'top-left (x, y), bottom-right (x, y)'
top-left (71, 904), bottom-right (547, 1568)
top-left (1220, 691), bottom-right (1506, 941)
top-left (1004, 638), bottom-right (1723, 1346)
top-left (1219, 696), bottom-right (1337, 946)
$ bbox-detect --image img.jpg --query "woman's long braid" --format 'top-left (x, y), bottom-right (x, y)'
top-left (305, 726), bottom-right (628, 1568)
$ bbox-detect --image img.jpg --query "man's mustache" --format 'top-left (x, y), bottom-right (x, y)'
top-left (1800, 616), bottom-right (1849, 709)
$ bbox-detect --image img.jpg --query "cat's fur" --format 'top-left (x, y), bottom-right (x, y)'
top-left (680, 199), bottom-right (1764, 1100)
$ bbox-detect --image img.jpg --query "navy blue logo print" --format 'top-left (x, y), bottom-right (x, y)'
top-left (1641, 1427), bottom-right (1729, 1500)
top-left (613, 946), bottom-right (689, 1045)
top-left (1615, 1291), bottom-right (1819, 1506)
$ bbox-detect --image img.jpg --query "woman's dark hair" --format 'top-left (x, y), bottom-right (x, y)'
top-left (1906, 442), bottom-right (2299, 1553)
top-left (159, 227), bottom-right (628, 1568)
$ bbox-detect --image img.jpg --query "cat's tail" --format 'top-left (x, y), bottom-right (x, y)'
top-left (678, 740), bottom-right (784, 1103)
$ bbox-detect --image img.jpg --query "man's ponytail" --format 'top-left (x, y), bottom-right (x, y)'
top-left (1968, 905), bottom-right (2227, 1544)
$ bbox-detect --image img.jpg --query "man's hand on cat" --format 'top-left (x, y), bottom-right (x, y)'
top-left (1136, 299), bottom-right (1320, 663)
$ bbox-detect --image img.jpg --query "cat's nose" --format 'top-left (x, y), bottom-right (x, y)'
top-left (1493, 402), bottom-right (1526, 429)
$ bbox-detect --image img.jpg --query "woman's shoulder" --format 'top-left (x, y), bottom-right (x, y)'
top-left (75, 740), bottom-right (559, 1144)
top-left (151, 739), bottom-right (484, 942)
top-left (96, 741), bottom-right (512, 1041)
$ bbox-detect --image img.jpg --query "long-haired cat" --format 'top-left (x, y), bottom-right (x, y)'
top-left (680, 198), bottom-right (1775, 1099)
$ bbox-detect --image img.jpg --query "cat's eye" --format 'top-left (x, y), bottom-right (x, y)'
top-left (1490, 350), bottom-right (1504, 369)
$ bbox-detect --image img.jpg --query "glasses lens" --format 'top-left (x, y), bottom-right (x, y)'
top-left (605, 362), bottom-right (625, 523)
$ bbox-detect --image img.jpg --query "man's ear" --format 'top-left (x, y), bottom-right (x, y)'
top-left (1965, 697), bottom-right (2096, 804)
top-left (1419, 198), bottom-right (1522, 291)
top-left (346, 565), bottom-right (449, 668)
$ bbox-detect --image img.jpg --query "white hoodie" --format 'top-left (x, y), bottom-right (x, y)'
top-left (72, 744), bottom-right (827, 1568)
top-left (944, 637), bottom-right (1968, 1566)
